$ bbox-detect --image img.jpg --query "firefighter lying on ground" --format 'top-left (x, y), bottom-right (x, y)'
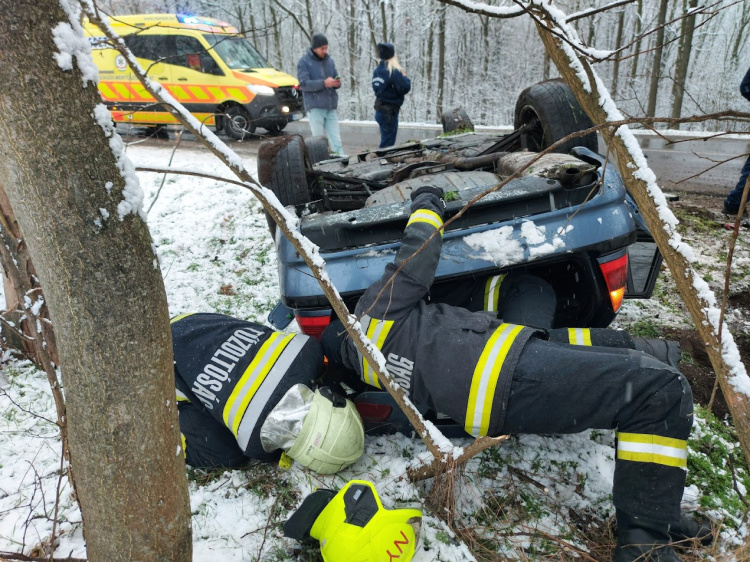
top-left (171, 312), bottom-right (364, 474)
top-left (319, 185), bottom-right (711, 562)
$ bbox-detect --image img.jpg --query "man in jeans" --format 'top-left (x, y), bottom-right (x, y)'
top-left (724, 64), bottom-right (750, 216)
top-left (296, 33), bottom-right (344, 155)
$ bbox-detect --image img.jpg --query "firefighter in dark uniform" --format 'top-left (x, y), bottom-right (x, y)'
top-left (322, 186), bottom-right (699, 561)
top-left (171, 313), bottom-right (364, 473)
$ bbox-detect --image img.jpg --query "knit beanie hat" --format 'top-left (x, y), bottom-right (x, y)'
top-left (377, 42), bottom-right (395, 60)
top-left (311, 33), bottom-right (328, 49)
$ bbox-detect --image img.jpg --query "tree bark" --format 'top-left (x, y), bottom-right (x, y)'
top-left (0, 2), bottom-right (192, 560)
top-left (533, 10), bottom-right (750, 470)
top-left (670, 0), bottom-right (698, 126)
top-left (436, 5), bottom-right (447, 119)
top-left (646, 0), bottom-right (669, 118)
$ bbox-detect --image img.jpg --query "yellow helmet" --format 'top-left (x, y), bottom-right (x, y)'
top-left (285, 387), bottom-right (364, 474)
top-left (284, 480), bottom-right (422, 562)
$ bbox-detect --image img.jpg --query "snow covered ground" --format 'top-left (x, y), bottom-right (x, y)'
top-left (0, 142), bottom-right (747, 561)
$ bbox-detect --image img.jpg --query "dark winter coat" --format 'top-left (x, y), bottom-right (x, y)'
top-left (296, 48), bottom-right (339, 111)
top-left (172, 313), bottom-right (322, 462)
top-left (371, 61), bottom-right (411, 111)
top-left (338, 189), bottom-right (538, 437)
top-left (741, 65), bottom-right (750, 102)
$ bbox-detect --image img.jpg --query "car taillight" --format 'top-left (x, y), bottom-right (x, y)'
top-left (599, 253), bottom-right (628, 312)
top-left (355, 402), bottom-right (393, 423)
top-left (295, 314), bottom-right (331, 340)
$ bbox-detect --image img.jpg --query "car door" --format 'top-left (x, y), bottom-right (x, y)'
top-left (121, 33), bottom-right (176, 124)
top-left (168, 34), bottom-right (226, 127)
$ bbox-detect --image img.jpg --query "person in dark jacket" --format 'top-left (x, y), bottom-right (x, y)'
top-left (171, 313), bottom-right (364, 473)
top-left (322, 186), bottom-right (704, 561)
top-left (371, 42), bottom-right (411, 148)
top-left (297, 33), bottom-right (344, 155)
top-left (724, 65), bottom-right (750, 215)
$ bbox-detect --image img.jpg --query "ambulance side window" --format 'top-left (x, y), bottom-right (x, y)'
top-left (123, 34), bottom-right (172, 64)
top-left (173, 35), bottom-right (223, 76)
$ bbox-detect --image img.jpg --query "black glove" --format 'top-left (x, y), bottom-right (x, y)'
top-left (410, 185), bottom-right (443, 201)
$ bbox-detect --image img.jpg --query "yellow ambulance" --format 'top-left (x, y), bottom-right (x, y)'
top-left (84, 14), bottom-right (304, 138)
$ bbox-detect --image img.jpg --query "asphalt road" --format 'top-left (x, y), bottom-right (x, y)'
top-left (119, 120), bottom-right (750, 199)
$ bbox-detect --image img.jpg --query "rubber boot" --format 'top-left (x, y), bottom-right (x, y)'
top-left (669, 514), bottom-right (713, 546)
top-left (632, 338), bottom-right (682, 368)
top-left (614, 510), bottom-right (682, 562)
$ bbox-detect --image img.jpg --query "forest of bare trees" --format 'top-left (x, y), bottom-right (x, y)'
top-left (94, 0), bottom-right (749, 131)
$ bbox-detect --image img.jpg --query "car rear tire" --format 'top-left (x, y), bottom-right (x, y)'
top-left (441, 108), bottom-right (474, 134)
top-left (224, 105), bottom-right (255, 140)
top-left (514, 79), bottom-right (598, 154)
top-left (258, 135), bottom-right (314, 240)
top-left (305, 136), bottom-right (331, 164)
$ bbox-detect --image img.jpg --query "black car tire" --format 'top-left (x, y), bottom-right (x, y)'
top-left (305, 136), bottom-right (331, 164)
top-left (258, 135), bottom-right (314, 240)
top-left (260, 135), bottom-right (313, 207)
top-left (441, 108), bottom-right (474, 134)
top-left (224, 105), bottom-right (255, 140)
top-left (514, 79), bottom-right (598, 154)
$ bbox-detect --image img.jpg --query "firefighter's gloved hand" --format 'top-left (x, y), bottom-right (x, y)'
top-left (410, 185), bottom-right (443, 201)
top-left (409, 186), bottom-right (445, 218)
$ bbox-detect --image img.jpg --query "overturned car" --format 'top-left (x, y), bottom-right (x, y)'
top-left (259, 80), bottom-right (661, 338)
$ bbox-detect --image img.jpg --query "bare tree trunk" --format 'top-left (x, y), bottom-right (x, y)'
top-left (425, 22), bottom-right (434, 121)
top-left (436, 5), bottom-right (447, 119)
top-left (611, 9), bottom-right (625, 94)
top-left (380, 0), bottom-right (388, 41)
top-left (646, 0), bottom-right (669, 118)
top-left (0, 2), bottom-right (192, 560)
top-left (533, 11), bottom-right (750, 471)
top-left (670, 0), bottom-right (697, 127)
top-left (629, 0), bottom-right (643, 81)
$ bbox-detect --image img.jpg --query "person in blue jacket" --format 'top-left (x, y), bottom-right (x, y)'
top-left (297, 33), bottom-right (344, 155)
top-left (724, 64), bottom-right (750, 215)
top-left (372, 43), bottom-right (411, 148)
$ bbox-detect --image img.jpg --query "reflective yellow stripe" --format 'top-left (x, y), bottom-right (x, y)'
top-left (616, 432), bottom-right (688, 468)
top-left (483, 274), bottom-right (506, 312)
top-left (359, 316), bottom-right (394, 390)
top-left (568, 327), bottom-right (592, 346)
top-left (175, 388), bottom-right (190, 403)
top-left (180, 433), bottom-right (187, 459)
top-left (223, 332), bottom-right (294, 434)
top-left (465, 323), bottom-right (525, 437)
top-left (406, 209), bottom-right (443, 236)
top-left (170, 313), bottom-right (195, 324)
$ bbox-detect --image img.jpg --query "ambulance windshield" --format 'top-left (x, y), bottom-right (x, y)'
top-left (204, 34), bottom-right (270, 70)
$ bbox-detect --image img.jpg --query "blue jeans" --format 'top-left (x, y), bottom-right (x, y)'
top-left (375, 109), bottom-right (399, 148)
top-left (307, 108), bottom-right (343, 155)
top-left (725, 153), bottom-right (750, 210)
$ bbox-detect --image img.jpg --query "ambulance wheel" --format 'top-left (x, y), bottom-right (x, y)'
top-left (514, 79), bottom-right (598, 154)
top-left (224, 106), bottom-right (256, 140)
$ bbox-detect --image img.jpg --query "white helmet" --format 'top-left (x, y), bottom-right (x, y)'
top-left (286, 387), bottom-right (365, 474)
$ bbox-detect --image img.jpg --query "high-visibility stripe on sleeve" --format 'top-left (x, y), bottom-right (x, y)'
top-left (465, 323), bottom-right (525, 437)
top-left (483, 274), bottom-right (507, 312)
top-left (568, 327), bottom-right (592, 346)
top-left (223, 332), bottom-right (306, 450)
top-left (180, 433), bottom-right (187, 459)
top-left (406, 209), bottom-right (444, 236)
top-left (176, 388), bottom-right (191, 403)
top-left (356, 315), bottom-right (394, 390)
top-left (616, 432), bottom-right (688, 469)
top-left (170, 313), bottom-right (195, 324)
